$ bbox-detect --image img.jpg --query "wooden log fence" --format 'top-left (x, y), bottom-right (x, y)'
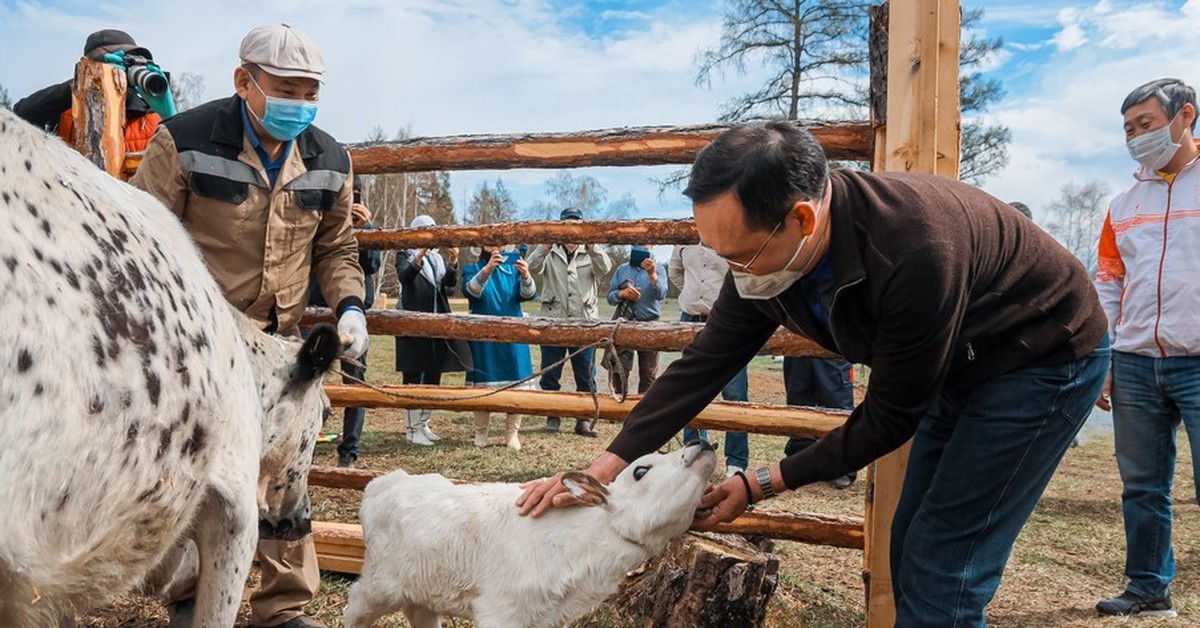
top-left (302, 308), bottom-right (837, 358)
top-left (354, 218), bottom-right (699, 250)
top-left (323, 385), bottom-right (849, 439)
top-left (346, 121), bottom-right (872, 174)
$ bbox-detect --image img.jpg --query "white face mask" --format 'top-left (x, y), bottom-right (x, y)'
top-left (1127, 112), bottom-right (1184, 171)
top-left (730, 226), bottom-right (809, 300)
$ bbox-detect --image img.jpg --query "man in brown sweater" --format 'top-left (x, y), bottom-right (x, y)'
top-left (519, 121), bottom-right (1109, 626)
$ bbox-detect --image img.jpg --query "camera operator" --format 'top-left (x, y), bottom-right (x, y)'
top-left (13, 29), bottom-right (163, 155)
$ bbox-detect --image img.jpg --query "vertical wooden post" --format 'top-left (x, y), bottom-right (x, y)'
top-left (864, 2), bottom-right (961, 627)
top-left (71, 58), bottom-right (127, 178)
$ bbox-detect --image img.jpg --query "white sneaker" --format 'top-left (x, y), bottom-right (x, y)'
top-left (407, 430), bottom-right (435, 447)
top-left (726, 466), bottom-right (745, 479)
top-left (420, 425), bottom-right (442, 442)
top-left (505, 432), bottom-right (521, 451)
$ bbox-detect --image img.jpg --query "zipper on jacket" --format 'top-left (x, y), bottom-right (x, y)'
top-left (1153, 177), bottom-right (1173, 358)
top-left (775, 277), bottom-right (864, 356)
top-left (966, 343), bottom-right (976, 361)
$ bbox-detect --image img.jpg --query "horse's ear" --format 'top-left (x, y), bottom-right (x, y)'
top-left (293, 324), bottom-right (339, 384)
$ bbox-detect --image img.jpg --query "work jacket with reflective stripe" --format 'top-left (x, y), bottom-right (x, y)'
top-left (131, 95), bottom-right (363, 335)
top-left (1096, 144), bottom-right (1200, 357)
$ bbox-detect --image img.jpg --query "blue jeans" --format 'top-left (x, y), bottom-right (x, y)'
top-left (336, 348), bottom-right (369, 461)
top-left (539, 345), bottom-right (596, 394)
top-left (1111, 351), bottom-right (1200, 599)
top-left (680, 312), bottom-right (749, 470)
top-left (890, 339), bottom-right (1109, 626)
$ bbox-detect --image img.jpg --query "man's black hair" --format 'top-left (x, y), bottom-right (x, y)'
top-left (683, 120), bottom-right (829, 232)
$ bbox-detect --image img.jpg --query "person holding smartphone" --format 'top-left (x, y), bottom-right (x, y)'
top-left (605, 245), bottom-right (668, 396)
top-left (463, 245), bottom-right (537, 450)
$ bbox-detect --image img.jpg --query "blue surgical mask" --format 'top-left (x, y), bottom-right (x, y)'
top-left (247, 75), bottom-right (318, 141)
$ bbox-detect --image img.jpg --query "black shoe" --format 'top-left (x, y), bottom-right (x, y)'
top-left (543, 417), bottom-right (561, 433)
top-left (828, 474), bottom-right (855, 490)
top-left (166, 598), bottom-right (195, 628)
top-left (1096, 591), bottom-right (1176, 617)
top-left (337, 452), bottom-right (355, 468)
top-left (574, 420), bottom-right (599, 438)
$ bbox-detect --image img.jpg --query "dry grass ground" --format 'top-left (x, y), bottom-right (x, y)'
top-left (83, 303), bottom-right (1199, 626)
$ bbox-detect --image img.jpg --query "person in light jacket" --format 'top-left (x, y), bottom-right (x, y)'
top-left (527, 207), bottom-right (612, 437)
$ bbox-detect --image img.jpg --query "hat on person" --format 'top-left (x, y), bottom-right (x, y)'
top-left (559, 207), bottom-right (584, 221)
top-left (410, 215), bottom-right (436, 229)
top-left (84, 29), bottom-right (137, 55)
top-left (1008, 201), bottom-right (1032, 219)
top-left (239, 23), bottom-right (325, 81)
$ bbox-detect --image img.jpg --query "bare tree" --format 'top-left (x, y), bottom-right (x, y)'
top-left (524, 171), bottom-right (638, 220)
top-left (168, 72), bottom-right (205, 112)
top-left (1042, 181), bottom-right (1110, 273)
top-left (0, 84), bottom-right (11, 110)
top-left (693, 2), bottom-right (1010, 184)
top-left (360, 125), bottom-right (455, 298)
top-left (465, 179), bottom-right (518, 225)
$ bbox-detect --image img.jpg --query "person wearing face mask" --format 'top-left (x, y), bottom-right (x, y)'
top-left (519, 121), bottom-right (1110, 626)
top-left (527, 207), bottom-right (613, 437)
top-left (131, 23), bottom-right (363, 628)
top-left (1093, 78), bottom-right (1200, 619)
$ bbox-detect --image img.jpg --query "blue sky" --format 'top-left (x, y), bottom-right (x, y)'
top-left (2, 0), bottom-right (1197, 227)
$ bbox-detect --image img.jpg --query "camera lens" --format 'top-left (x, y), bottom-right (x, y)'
top-left (128, 66), bottom-right (168, 98)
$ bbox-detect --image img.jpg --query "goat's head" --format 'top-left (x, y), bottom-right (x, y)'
top-left (574, 441), bottom-right (716, 552)
top-left (247, 322), bottom-right (340, 523)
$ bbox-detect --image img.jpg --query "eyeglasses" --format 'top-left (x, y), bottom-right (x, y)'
top-left (701, 216), bottom-right (786, 273)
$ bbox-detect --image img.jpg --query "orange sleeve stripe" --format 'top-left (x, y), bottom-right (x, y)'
top-left (1096, 213), bottom-right (1125, 281)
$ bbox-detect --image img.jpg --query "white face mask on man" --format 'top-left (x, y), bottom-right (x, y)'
top-left (730, 202), bottom-right (822, 300)
top-left (1127, 111), bottom-right (1184, 172)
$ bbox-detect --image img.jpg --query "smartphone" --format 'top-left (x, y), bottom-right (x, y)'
top-left (502, 251), bottom-right (522, 265)
top-left (352, 190), bottom-right (363, 204)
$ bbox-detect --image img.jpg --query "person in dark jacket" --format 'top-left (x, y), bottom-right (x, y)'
top-left (14, 29), bottom-right (163, 155)
top-left (308, 176), bottom-right (380, 468)
top-left (394, 214), bottom-right (472, 445)
top-left (519, 120), bottom-right (1110, 627)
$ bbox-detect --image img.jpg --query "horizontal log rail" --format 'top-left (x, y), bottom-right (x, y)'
top-left (354, 218), bottom-right (698, 249)
top-left (346, 121), bottom-right (872, 174)
top-left (308, 467), bottom-right (864, 550)
top-left (323, 385), bottom-right (849, 439)
top-left (303, 309), bottom-right (837, 358)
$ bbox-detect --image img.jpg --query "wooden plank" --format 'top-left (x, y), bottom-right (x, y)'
top-left (353, 218), bottom-right (699, 250)
top-left (322, 385), bottom-right (848, 439)
top-left (303, 309), bottom-right (835, 358)
top-left (71, 58), bottom-right (126, 178)
top-left (347, 121), bottom-right (872, 174)
top-left (864, 2), bottom-right (962, 626)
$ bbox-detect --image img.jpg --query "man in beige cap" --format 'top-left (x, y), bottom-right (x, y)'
top-left (131, 23), bottom-right (364, 628)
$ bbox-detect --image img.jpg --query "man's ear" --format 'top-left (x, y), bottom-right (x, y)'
top-left (790, 199), bottom-right (819, 237)
top-left (233, 67), bottom-right (251, 100)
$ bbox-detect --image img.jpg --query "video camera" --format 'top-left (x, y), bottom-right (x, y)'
top-left (102, 50), bottom-right (177, 118)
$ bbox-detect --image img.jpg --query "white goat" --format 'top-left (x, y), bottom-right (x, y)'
top-left (344, 441), bottom-right (718, 628)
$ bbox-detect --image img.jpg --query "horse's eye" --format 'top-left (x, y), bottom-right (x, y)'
top-left (633, 465), bottom-right (651, 481)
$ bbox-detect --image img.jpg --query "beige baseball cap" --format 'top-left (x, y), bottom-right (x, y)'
top-left (239, 23), bottom-right (325, 81)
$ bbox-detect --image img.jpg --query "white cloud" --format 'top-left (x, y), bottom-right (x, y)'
top-left (976, 0), bottom-right (1199, 221)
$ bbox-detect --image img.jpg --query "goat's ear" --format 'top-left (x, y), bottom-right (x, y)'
top-left (562, 472), bottom-right (608, 507)
top-left (293, 324), bottom-right (340, 384)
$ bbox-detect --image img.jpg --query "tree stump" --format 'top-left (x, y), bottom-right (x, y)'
top-left (611, 532), bottom-right (779, 628)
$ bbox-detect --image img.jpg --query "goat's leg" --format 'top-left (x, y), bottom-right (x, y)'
top-left (189, 485), bottom-right (257, 628)
top-left (402, 605), bottom-right (443, 628)
top-left (343, 576), bottom-right (403, 628)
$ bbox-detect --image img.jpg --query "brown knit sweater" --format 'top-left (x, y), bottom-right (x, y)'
top-left (608, 169), bottom-right (1107, 489)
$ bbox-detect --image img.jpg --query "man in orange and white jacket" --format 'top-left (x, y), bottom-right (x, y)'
top-left (1094, 78), bottom-right (1200, 619)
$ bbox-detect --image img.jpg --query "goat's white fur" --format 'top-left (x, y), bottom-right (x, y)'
top-left (344, 443), bottom-right (717, 628)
